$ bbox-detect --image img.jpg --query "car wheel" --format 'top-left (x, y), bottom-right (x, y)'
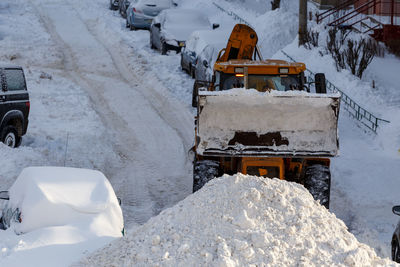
top-left (150, 34), bottom-right (155, 49)
top-left (392, 238), bottom-right (400, 263)
top-left (161, 42), bottom-right (167, 55)
top-left (191, 66), bottom-right (196, 79)
top-left (1, 125), bottom-right (21, 148)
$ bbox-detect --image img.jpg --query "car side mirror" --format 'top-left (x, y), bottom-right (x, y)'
top-left (154, 23), bottom-right (161, 28)
top-left (203, 60), bottom-right (208, 68)
top-left (212, 23), bottom-right (220, 30)
top-left (0, 191), bottom-right (9, 200)
top-left (393, 206), bottom-right (400, 216)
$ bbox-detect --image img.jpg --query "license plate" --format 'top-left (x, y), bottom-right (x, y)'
top-left (179, 42), bottom-right (185, 47)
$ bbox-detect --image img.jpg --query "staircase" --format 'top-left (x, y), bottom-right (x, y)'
top-left (316, 0), bottom-right (400, 45)
top-left (316, 0), bottom-right (384, 34)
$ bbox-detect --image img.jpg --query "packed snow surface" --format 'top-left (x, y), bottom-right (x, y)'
top-left (81, 174), bottom-right (395, 266)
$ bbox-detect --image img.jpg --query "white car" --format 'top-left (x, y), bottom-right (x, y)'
top-left (0, 167), bottom-right (123, 266)
top-left (126, 0), bottom-right (175, 30)
top-left (150, 9), bottom-right (219, 55)
top-left (0, 166), bottom-right (123, 234)
top-left (181, 29), bottom-right (229, 78)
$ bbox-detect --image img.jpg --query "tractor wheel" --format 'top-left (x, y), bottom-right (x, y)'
top-left (393, 238), bottom-right (400, 263)
top-left (192, 81), bottom-right (200, 108)
top-left (1, 125), bottom-right (21, 148)
top-left (193, 160), bottom-right (220, 193)
top-left (304, 164), bottom-right (331, 209)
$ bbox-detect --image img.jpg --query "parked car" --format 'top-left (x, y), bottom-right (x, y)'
top-left (119, 0), bottom-right (131, 18)
top-left (0, 166), bottom-right (124, 235)
top-left (0, 66), bottom-right (29, 148)
top-left (109, 0), bottom-right (120, 10)
top-left (194, 42), bottom-right (226, 81)
top-left (181, 30), bottom-right (221, 78)
top-left (126, 0), bottom-right (174, 30)
top-left (150, 9), bottom-right (219, 55)
top-left (392, 205), bottom-right (400, 262)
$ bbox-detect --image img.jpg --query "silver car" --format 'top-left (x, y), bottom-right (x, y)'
top-left (126, 0), bottom-right (175, 30)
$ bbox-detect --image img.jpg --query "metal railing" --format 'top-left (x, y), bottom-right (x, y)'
top-left (213, 2), bottom-right (252, 26)
top-left (281, 50), bottom-right (390, 133)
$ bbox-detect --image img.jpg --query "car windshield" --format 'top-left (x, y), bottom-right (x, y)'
top-left (246, 166), bottom-right (280, 178)
top-left (140, 0), bottom-right (171, 7)
top-left (217, 72), bottom-right (301, 91)
top-left (165, 12), bottom-right (209, 28)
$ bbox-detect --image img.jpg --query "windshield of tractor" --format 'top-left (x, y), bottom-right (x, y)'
top-left (246, 166), bottom-right (280, 178)
top-left (216, 72), bottom-right (302, 92)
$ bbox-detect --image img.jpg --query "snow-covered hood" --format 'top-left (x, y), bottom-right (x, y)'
top-left (163, 25), bottom-right (210, 43)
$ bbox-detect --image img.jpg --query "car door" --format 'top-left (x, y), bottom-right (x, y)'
top-left (2, 68), bottom-right (29, 124)
top-left (151, 15), bottom-right (163, 49)
top-left (0, 69), bottom-right (6, 122)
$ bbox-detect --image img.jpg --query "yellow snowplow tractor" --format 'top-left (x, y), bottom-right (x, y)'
top-left (192, 24), bottom-right (340, 210)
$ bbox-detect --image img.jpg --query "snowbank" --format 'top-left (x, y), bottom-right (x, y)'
top-left (80, 174), bottom-right (394, 266)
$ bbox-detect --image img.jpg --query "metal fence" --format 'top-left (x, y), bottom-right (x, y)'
top-left (213, 2), bottom-right (252, 26)
top-left (212, 1), bottom-right (389, 133)
top-left (281, 50), bottom-right (390, 133)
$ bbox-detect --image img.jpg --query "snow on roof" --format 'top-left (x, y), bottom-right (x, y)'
top-left (185, 29), bottom-right (230, 55)
top-left (8, 167), bottom-right (123, 236)
top-left (80, 174), bottom-right (393, 266)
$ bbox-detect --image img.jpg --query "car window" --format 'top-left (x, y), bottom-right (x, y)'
top-left (165, 11), bottom-right (209, 28)
top-left (3, 69), bottom-right (25, 91)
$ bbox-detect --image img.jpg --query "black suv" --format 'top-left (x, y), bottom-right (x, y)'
top-left (0, 66), bottom-right (29, 148)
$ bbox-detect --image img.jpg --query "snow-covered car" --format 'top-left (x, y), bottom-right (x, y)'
top-left (150, 9), bottom-right (219, 55)
top-left (392, 205), bottom-right (400, 262)
top-left (126, 0), bottom-right (174, 30)
top-left (0, 167), bottom-right (123, 235)
top-left (181, 29), bottom-right (228, 78)
top-left (109, 0), bottom-right (119, 10)
top-left (194, 41), bottom-right (226, 81)
top-left (119, 0), bottom-right (131, 18)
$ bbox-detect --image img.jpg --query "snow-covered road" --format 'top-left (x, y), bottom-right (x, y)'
top-left (31, 0), bottom-right (193, 226)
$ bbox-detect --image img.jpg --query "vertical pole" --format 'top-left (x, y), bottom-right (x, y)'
top-left (299, 0), bottom-right (308, 46)
top-left (244, 67), bottom-right (249, 89)
top-left (391, 0), bottom-right (394, 25)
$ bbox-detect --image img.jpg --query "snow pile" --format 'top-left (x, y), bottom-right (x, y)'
top-left (80, 174), bottom-right (394, 266)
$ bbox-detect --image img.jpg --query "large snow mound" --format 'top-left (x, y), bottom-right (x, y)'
top-left (80, 174), bottom-right (394, 266)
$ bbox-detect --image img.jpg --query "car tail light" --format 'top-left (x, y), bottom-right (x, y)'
top-left (26, 101), bottom-right (30, 112)
top-left (133, 8), bottom-right (142, 13)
